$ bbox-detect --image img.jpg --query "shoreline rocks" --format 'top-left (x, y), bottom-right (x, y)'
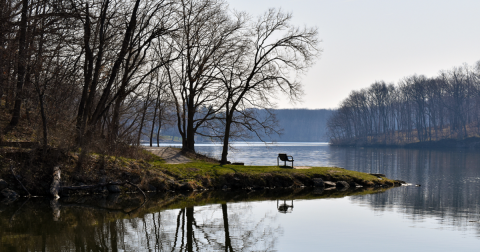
top-left (1, 188), bottom-right (19, 204)
top-left (0, 179), bottom-right (8, 190)
top-left (335, 181), bottom-right (350, 189)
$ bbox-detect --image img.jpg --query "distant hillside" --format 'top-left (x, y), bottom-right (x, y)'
top-left (271, 109), bottom-right (334, 142)
top-left (152, 108), bottom-right (335, 143)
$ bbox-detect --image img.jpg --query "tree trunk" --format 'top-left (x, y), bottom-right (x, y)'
top-left (34, 20), bottom-right (48, 148)
top-left (149, 104), bottom-right (157, 147)
top-left (50, 166), bottom-right (61, 199)
top-left (150, 95), bottom-right (160, 147)
top-left (76, 3), bottom-right (95, 147)
top-left (109, 90), bottom-right (125, 151)
top-left (186, 207), bottom-right (194, 252)
top-left (5, 0), bottom-right (28, 134)
top-left (156, 109), bottom-right (163, 147)
top-left (184, 101), bottom-right (196, 152)
top-left (39, 92), bottom-right (48, 148)
top-left (137, 90), bottom-right (151, 147)
top-left (220, 114), bottom-right (233, 164)
top-left (222, 203), bottom-right (234, 252)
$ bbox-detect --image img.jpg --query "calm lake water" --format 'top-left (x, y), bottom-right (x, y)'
top-left (1, 142), bottom-right (480, 251)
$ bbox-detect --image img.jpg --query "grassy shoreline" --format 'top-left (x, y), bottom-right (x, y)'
top-left (0, 147), bottom-right (404, 198)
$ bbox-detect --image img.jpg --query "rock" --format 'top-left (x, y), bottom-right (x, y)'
top-left (232, 162), bottom-right (244, 166)
top-left (122, 172), bottom-right (141, 184)
top-left (0, 179), bottom-right (8, 190)
top-left (156, 182), bottom-right (169, 192)
top-left (106, 193), bottom-right (121, 203)
top-left (370, 173), bottom-right (386, 178)
top-left (147, 184), bottom-right (157, 192)
top-left (180, 183), bottom-right (194, 191)
top-left (107, 185), bottom-right (121, 193)
top-left (95, 186), bottom-right (109, 194)
top-left (313, 187), bottom-right (324, 195)
top-left (336, 181), bottom-right (350, 189)
top-left (313, 178), bottom-right (325, 188)
top-left (1, 188), bottom-right (19, 200)
top-left (292, 181), bottom-right (304, 188)
top-left (1, 197), bottom-right (17, 205)
top-left (349, 182), bottom-right (363, 188)
top-left (324, 181), bottom-right (336, 187)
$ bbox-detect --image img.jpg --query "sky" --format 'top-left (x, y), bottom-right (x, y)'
top-left (228, 0), bottom-right (480, 109)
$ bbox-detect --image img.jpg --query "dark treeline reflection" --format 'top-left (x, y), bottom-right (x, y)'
top-left (329, 147), bottom-right (480, 232)
top-left (0, 187), bottom-right (387, 251)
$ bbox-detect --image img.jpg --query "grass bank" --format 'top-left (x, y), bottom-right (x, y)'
top-left (0, 146), bottom-right (403, 198)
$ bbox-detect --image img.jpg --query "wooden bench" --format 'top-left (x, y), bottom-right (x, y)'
top-left (277, 153), bottom-right (294, 168)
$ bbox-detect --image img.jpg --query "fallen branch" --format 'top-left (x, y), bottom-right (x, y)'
top-left (10, 162), bottom-right (31, 197)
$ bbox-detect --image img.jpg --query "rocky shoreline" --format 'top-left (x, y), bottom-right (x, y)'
top-left (0, 147), bottom-right (406, 205)
top-left (0, 169), bottom-right (405, 205)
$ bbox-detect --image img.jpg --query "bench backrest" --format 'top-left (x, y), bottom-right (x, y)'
top-left (278, 153), bottom-right (288, 161)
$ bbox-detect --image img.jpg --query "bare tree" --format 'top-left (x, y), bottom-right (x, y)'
top-left (163, 0), bottom-right (243, 153)
top-left (327, 61), bottom-right (480, 146)
top-left (4, 0), bottom-right (28, 134)
top-left (216, 9), bottom-right (320, 164)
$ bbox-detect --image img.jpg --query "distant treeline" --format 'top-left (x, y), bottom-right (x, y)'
top-left (154, 109), bottom-right (334, 143)
top-left (327, 61), bottom-right (480, 146)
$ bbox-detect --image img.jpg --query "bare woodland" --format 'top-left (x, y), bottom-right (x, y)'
top-left (0, 0), bottom-right (320, 164)
top-left (327, 61), bottom-right (480, 146)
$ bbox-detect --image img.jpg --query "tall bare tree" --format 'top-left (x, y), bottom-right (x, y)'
top-left (4, 0), bottom-right (28, 134)
top-left (216, 9), bottom-right (320, 164)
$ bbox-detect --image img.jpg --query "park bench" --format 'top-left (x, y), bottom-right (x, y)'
top-left (277, 153), bottom-right (294, 168)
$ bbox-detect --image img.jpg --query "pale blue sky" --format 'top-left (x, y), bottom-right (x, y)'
top-left (228, 0), bottom-right (480, 109)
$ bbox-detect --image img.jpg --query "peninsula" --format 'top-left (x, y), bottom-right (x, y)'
top-left (0, 146), bottom-right (405, 201)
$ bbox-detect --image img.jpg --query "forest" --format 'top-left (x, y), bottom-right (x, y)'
top-left (0, 0), bottom-right (320, 164)
top-left (326, 61), bottom-right (480, 146)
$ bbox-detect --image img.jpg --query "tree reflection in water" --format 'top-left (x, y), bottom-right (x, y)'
top-left (163, 203), bottom-right (280, 251)
top-left (0, 188), bottom-right (388, 251)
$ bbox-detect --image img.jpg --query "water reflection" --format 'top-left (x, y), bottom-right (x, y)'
top-left (277, 199), bottom-right (294, 214)
top-left (329, 147), bottom-right (480, 235)
top-left (3, 145), bottom-right (480, 250)
top-left (0, 188), bottom-right (387, 251)
top-left (188, 143), bottom-right (480, 235)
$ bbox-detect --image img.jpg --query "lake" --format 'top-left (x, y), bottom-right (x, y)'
top-left (1, 142), bottom-right (480, 251)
